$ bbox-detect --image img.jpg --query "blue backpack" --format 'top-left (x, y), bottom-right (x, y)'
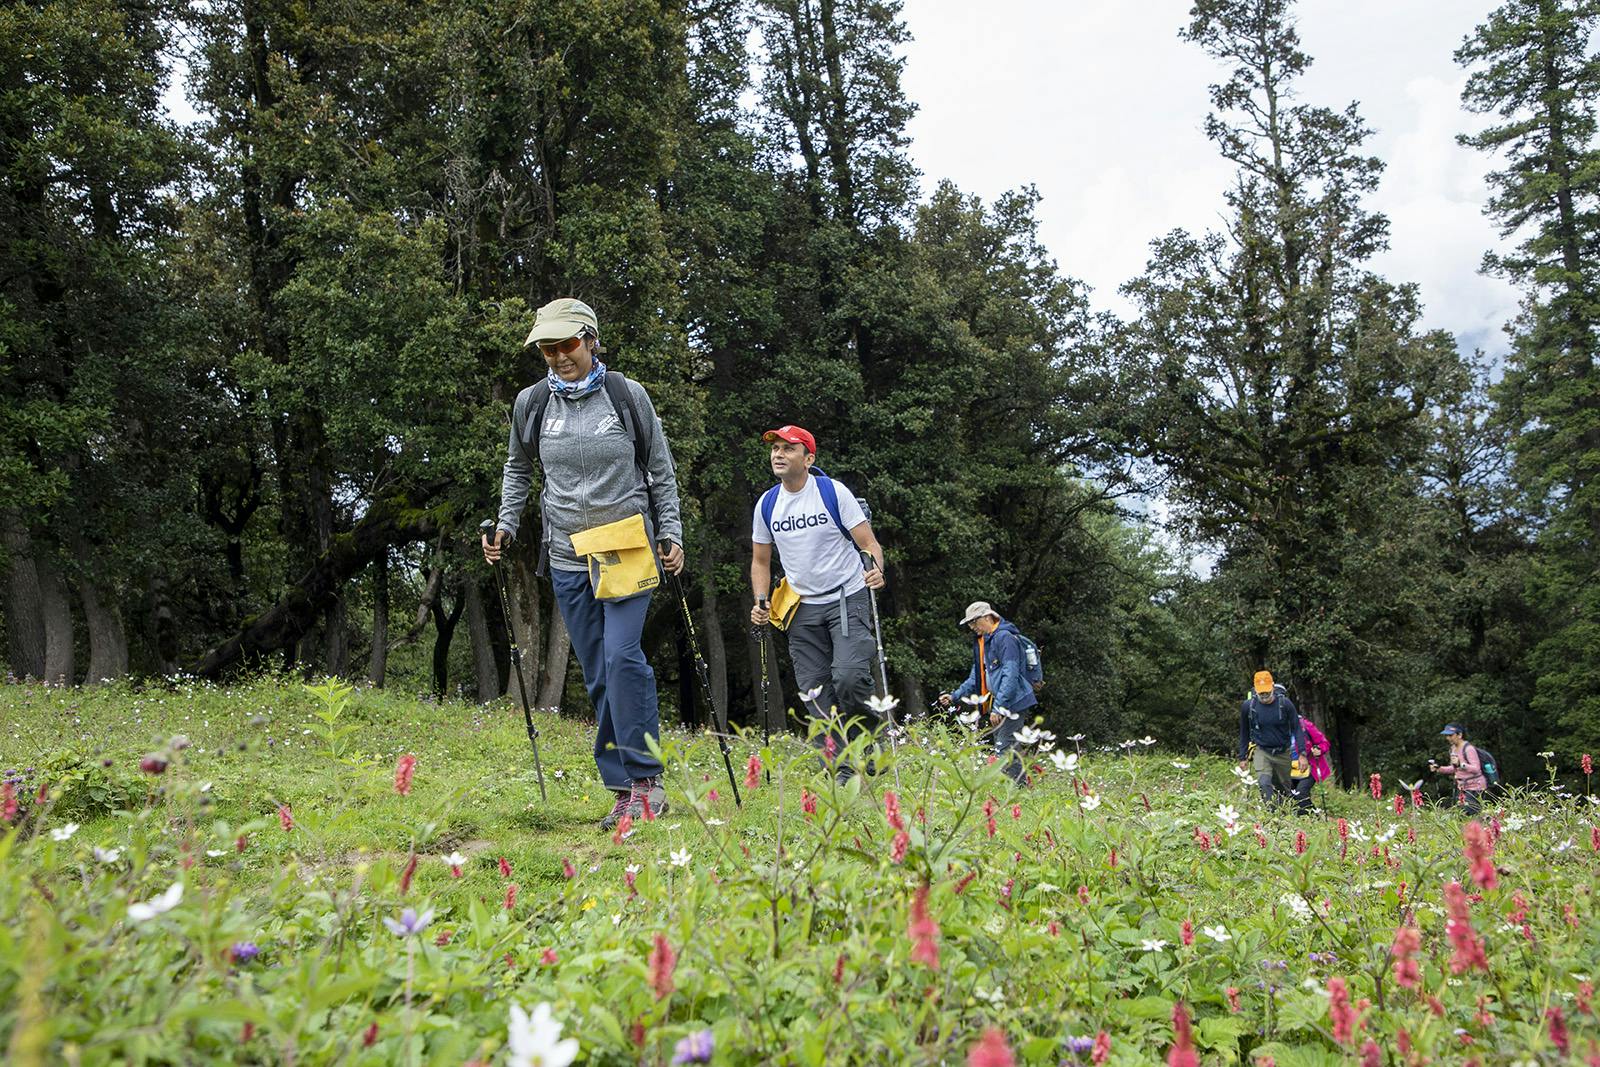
top-left (758, 467), bottom-right (858, 548)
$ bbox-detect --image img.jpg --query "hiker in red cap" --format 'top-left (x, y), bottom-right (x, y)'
top-left (750, 425), bottom-right (885, 784)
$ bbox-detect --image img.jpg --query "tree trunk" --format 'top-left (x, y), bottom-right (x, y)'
top-left (701, 581), bottom-right (728, 729)
top-left (539, 591), bottom-right (570, 712)
top-left (146, 575), bottom-right (180, 676)
top-left (484, 569), bottom-right (509, 696)
top-left (367, 550), bottom-right (389, 687)
top-left (325, 589), bottom-right (349, 677)
top-left (36, 554), bottom-right (76, 686)
top-left (429, 579), bottom-right (466, 699)
top-left (2, 510), bottom-right (47, 679)
top-left (677, 628), bottom-right (698, 728)
top-left (78, 574), bottom-right (129, 684)
top-left (508, 539), bottom-right (545, 710)
top-left (464, 574), bottom-right (500, 701)
top-left (190, 483), bottom-right (445, 678)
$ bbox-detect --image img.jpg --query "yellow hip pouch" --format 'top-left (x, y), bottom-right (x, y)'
top-left (768, 578), bottom-right (801, 631)
top-left (568, 513), bottom-right (659, 600)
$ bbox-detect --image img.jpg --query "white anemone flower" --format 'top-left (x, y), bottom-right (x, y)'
top-left (1139, 736), bottom-right (1157, 746)
top-left (1215, 804), bottom-right (1240, 827)
top-left (1140, 938), bottom-right (1169, 952)
top-left (1079, 793), bottom-right (1103, 811)
top-left (1014, 726), bottom-right (1043, 745)
top-left (957, 709), bottom-right (980, 728)
top-left (960, 693), bottom-right (988, 706)
top-left (670, 848), bottom-right (692, 868)
top-left (1050, 750), bottom-right (1079, 772)
top-left (800, 685), bottom-right (825, 703)
top-left (49, 823), bottom-right (80, 842)
top-left (1202, 925), bottom-right (1231, 942)
top-left (127, 882), bottom-right (184, 922)
top-left (866, 693), bottom-right (900, 714)
top-left (1171, 761), bottom-right (1191, 770)
top-left (507, 1002), bottom-right (579, 1067)
top-left (93, 846), bottom-right (123, 863)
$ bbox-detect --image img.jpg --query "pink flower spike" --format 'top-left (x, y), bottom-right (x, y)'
top-left (393, 753), bottom-right (416, 796)
top-left (967, 1027), bottom-right (1014, 1067)
top-left (278, 805), bottom-right (293, 831)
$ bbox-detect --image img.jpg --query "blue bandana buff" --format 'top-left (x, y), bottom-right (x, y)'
top-left (547, 356), bottom-right (607, 399)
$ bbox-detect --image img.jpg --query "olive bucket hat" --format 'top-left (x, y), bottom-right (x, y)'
top-left (524, 297), bottom-right (599, 346)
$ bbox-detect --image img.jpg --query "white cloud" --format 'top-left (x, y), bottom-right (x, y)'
top-left (900, 0), bottom-right (1519, 357)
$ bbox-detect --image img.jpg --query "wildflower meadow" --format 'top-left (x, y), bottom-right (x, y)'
top-left (1, 678), bottom-right (1597, 1065)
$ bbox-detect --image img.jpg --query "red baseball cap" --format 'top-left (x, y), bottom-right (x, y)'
top-left (762, 425), bottom-right (817, 455)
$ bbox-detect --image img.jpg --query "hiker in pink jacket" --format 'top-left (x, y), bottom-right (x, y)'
top-left (1291, 716), bottom-right (1332, 812)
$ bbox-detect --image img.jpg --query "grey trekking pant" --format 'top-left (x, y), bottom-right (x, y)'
top-left (787, 588), bottom-right (879, 764)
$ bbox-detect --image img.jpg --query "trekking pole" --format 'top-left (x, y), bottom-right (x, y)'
top-left (860, 550), bottom-right (901, 792)
top-left (479, 520), bottom-right (547, 802)
top-left (754, 596), bottom-right (772, 784)
top-left (662, 552), bottom-right (742, 808)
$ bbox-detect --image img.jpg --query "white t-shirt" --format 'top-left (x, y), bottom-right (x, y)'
top-left (751, 474), bottom-right (869, 601)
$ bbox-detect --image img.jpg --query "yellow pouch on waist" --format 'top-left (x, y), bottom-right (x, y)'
top-left (568, 513), bottom-right (659, 600)
top-left (768, 578), bottom-right (801, 631)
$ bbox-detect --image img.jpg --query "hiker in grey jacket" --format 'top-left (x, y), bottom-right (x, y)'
top-left (483, 297), bottom-right (683, 831)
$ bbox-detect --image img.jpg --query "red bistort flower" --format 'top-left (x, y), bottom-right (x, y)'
top-left (744, 754), bottom-right (761, 790)
top-left (1091, 1031), bottom-right (1111, 1065)
top-left (908, 883), bottom-right (941, 969)
top-left (890, 830), bottom-right (910, 864)
top-left (1445, 881), bottom-right (1490, 974)
top-left (1167, 1002), bottom-right (1199, 1067)
top-left (399, 852), bottom-right (418, 894)
top-left (884, 791), bottom-right (904, 830)
top-left (1226, 986), bottom-right (1241, 1013)
top-left (393, 753), bottom-right (416, 796)
top-left (1392, 924), bottom-right (1421, 989)
top-left (278, 805), bottom-right (293, 831)
top-left (1547, 1006), bottom-right (1570, 1056)
top-left (1328, 976), bottom-right (1357, 1045)
top-left (967, 1027), bottom-right (1014, 1067)
top-left (1369, 773), bottom-right (1382, 799)
top-left (1295, 830), bottom-right (1307, 854)
top-left (1463, 821), bottom-right (1497, 889)
top-left (1359, 1039), bottom-right (1381, 1067)
top-left (1, 782), bottom-right (15, 823)
top-left (1180, 919), bottom-right (1194, 946)
top-left (649, 933), bottom-right (676, 999)
top-left (1583, 753), bottom-right (1593, 776)
top-left (540, 947), bottom-right (558, 965)
top-left (503, 883), bottom-right (518, 910)
top-left (498, 856), bottom-right (512, 878)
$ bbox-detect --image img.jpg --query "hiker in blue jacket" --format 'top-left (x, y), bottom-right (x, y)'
top-left (1236, 670), bottom-right (1307, 807)
top-left (938, 601), bottom-right (1037, 786)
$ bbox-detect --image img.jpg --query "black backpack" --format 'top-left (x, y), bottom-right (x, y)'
top-left (1468, 744), bottom-right (1501, 790)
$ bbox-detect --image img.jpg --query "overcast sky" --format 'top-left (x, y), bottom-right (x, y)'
top-left (899, 0), bottom-right (1519, 360)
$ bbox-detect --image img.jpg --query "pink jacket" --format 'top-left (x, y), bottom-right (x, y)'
top-left (1300, 718), bottom-right (1332, 782)
top-left (1445, 744), bottom-right (1489, 793)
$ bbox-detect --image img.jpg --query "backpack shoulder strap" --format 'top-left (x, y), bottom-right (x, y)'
top-left (519, 381), bottom-right (554, 454)
top-left (808, 467), bottom-right (856, 545)
top-left (760, 484), bottom-right (781, 535)
top-left (601, 372), bottom-right (652, 476)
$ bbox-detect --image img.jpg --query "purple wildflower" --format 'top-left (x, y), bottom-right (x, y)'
top-left (672, 1029), bottom-right (714, 1064)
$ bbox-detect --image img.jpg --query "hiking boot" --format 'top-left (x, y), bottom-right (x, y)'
top-left (597, 789), bottom-right (630, 831)
top-left (599, 777), bottom-right (668, 831)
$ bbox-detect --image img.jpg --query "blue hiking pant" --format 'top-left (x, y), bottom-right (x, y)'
top-left (549, 567), bottom-right (663, 791)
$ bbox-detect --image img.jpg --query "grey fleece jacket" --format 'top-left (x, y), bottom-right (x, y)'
top-left (496, 374), bottom-right (683, 572)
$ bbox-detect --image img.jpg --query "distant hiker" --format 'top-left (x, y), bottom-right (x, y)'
top-left (1431, 724), bottom-right (1489, 815)
top-left (937, 601), bottom-right (1036, 786)
top-left (1290, 715), bottom-right (1332, 813)
top-left (748, 425), bottom-right (885, 783)
top-left (1237, 670), bottom-right (1306, 807)
top-left (483, 297), bottom-right (683, 831)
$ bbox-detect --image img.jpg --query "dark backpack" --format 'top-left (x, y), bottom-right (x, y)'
top-left (1246, 685), bottom-right (1293, 734)
top-left (1016, 632), bottom-right (1044, 691)
top-left (1468, 744), bottom-right (1501, 790)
